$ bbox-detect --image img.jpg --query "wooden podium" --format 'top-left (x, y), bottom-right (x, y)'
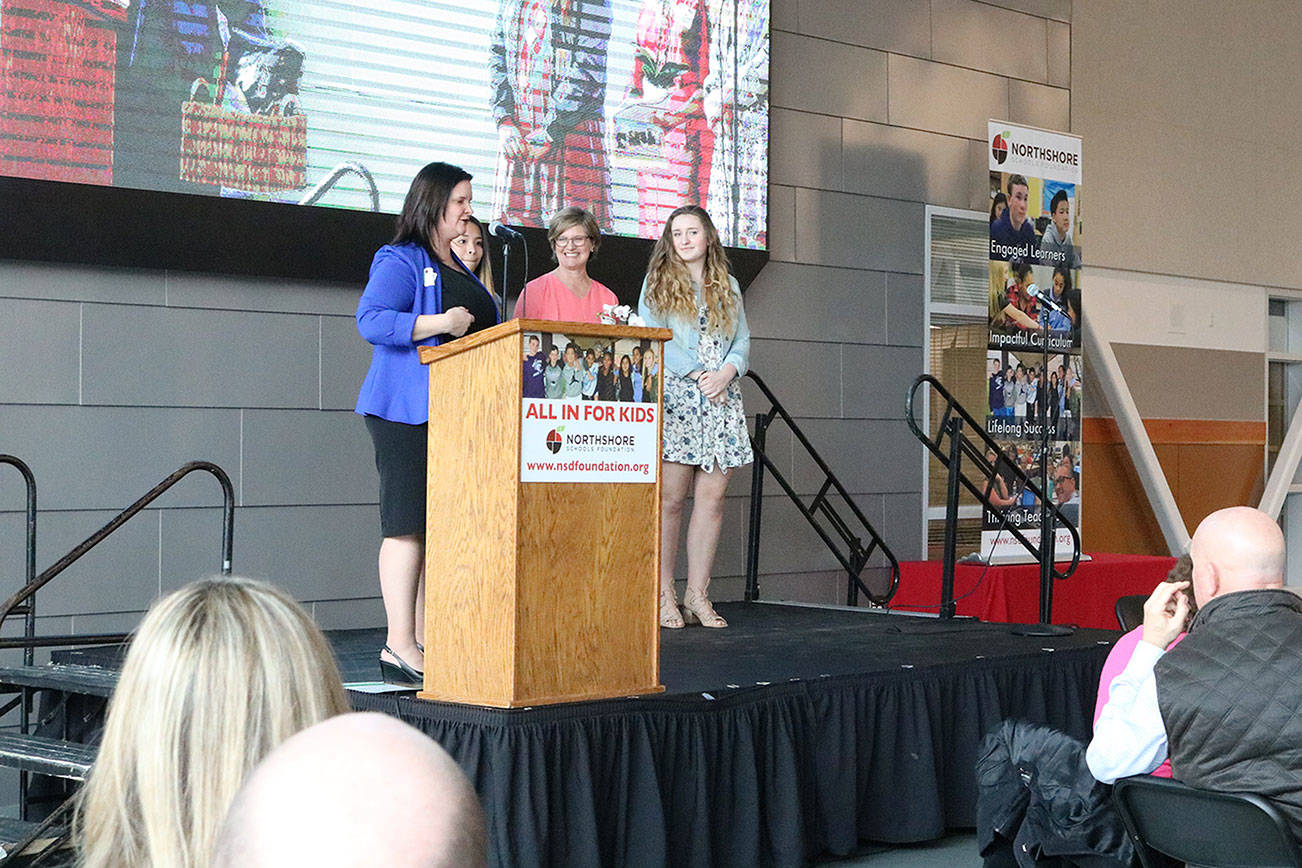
top-left (417, 319), bottom-right (672, 707)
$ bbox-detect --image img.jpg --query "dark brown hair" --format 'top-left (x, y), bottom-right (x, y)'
top-left (392, 162), bottom-right (472, 251)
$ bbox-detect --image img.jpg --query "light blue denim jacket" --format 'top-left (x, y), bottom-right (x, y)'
top-left (637, 275), bottom-right (750, 379)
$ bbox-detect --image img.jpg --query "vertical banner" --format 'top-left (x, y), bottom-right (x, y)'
top-left (984, 121), bottom-right (1082, 560)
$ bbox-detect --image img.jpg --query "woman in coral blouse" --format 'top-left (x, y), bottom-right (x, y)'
top-left (514, 206), bottom-right (618, 322)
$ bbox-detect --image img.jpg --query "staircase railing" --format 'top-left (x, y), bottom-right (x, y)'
top-left (905, 375), bottom-right (1080, 621)
top-left (744, 372), bottom-right (901, 607)
top-left (0, 461), bottom-right (235, 650)
top-left (0, 456), bottom-right (38, 666)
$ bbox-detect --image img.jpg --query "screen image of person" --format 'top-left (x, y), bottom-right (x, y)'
top-left (703, 0), bottom-right (769, 248)
top-left (638, 205), bottom-right (751, 630)
top-left (115, 0), bottom-right (302, 193)
top-left (354, 162), bottom-right (500, 686)
top-left (628, 0), bottom-right (712, 237)
top-left (490, 0), bottom-right (613, 228)
top-left (514, 207), bottom-right (618, 321)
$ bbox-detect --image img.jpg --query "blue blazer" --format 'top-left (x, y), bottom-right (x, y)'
top-left (354, 242), bottom-right (497, 423)
top-left (637, 275), bottom-right (750, 380)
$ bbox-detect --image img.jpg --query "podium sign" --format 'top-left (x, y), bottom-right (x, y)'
top-left (518, 326), bottom-right (660, 483)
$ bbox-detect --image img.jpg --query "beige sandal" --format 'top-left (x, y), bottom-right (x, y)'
top-left (682, 589), bottom-right (727, 628)
top-left (660, 589), bottom-right (684, 629)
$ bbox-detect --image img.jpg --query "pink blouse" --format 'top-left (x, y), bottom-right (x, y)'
top-left (1094, 626), bottom-right (1186, 778)
top-left (515, 272), bottom-right (618, 323)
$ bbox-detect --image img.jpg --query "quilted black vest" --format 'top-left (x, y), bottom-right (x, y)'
top-left (1154, 588), bottom-right (1302, 838)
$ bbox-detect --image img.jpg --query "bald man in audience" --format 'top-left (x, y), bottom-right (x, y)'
top-left (213, 712), bottom-right (487, 867)
top-left (1087, 507), bottom-right (1302, 837)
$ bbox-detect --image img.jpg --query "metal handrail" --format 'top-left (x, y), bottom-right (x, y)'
top-left (905, 375), bottom-right (1081, 578)
top-left (1, 455), bottom-right (39, 821)
top-left (744, 371), bottom-right (902, 607)
top-left (0, 456), bottom-right (37, 664)
top-left (905, 375), bottom-right (1080, 621)
top-left (5, 784), bottom-right (74, 865)
top-left (298, 161), bottom-right (380, 211)
top-left (0, 461), bottom-right (235, 645)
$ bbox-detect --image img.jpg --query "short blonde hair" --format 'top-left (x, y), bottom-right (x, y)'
top-left (547, 206), bottom-right (601, 257)
top-left (76, 578), bottom-right (350, 868)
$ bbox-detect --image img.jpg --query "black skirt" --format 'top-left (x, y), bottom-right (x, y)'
top-left (364, 415), bottom-right (427, 538)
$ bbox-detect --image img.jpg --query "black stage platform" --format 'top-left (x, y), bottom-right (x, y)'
top-left (338, 602), bottom-right (1118, 868)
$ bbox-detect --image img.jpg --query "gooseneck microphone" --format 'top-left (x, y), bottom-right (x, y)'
top-left (488, 221), bottom-right (523, 241)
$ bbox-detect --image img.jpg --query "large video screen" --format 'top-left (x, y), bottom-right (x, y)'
top-left (0, 0), bottom-right (769, 249)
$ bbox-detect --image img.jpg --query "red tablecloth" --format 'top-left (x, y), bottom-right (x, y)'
top-left (891, 553), bottom-right (1178, 630)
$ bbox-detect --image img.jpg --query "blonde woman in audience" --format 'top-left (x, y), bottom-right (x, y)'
top-left (76, 577), bottom-right (350, 868)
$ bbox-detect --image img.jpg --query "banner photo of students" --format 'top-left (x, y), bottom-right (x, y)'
top-left (984, 121), bottom-right (1082, 560)
top-left (520, 330), bottom-right (660, 483)
top-left (0, 0), bottom-right (771, 250)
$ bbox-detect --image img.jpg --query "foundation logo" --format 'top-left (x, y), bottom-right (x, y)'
top-left (545, 428), bottom-right (563, 454)
top-left (991, 130), bottom-right (1010, 165)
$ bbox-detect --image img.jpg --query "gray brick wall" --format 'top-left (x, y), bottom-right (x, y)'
top-left (0, 0), bottom-right (1072, 629)
top-left (724, 0), bottom-right (1070, 603)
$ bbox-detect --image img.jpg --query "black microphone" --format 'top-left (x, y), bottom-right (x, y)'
top-left (488, 221), bottom-right (523, 241)
top-left (1025, 283), bottom-right (1066, 313)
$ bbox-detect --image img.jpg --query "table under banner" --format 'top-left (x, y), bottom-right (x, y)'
top-left (892, 552), bottom-right (1178, 630)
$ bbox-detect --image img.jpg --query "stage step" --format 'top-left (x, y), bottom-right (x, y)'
top-left (0, 816), bottom-right (70, 859)
top-left (0, 664), bottom-right (119, 698)
top-left (0, 733), bottom-right (95, 781)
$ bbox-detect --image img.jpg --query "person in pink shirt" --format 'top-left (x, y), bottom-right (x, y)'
top-left (1092, 553), bottom-right (1193, 778)
top-left (515, 207), bottom-right (618, 323)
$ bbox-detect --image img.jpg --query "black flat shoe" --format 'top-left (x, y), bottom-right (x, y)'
top-left (379, 645), bottom-right (423, 686)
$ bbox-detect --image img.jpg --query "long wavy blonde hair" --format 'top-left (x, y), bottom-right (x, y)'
top-left (643, 205), bottom-right (737, 334)
top-left (76, 578), bottom-right (350, 868)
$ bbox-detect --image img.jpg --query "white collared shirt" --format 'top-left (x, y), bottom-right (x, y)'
top-left (1085, 639), bottom-right (1170, 783)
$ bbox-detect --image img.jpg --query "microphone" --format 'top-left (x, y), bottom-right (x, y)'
top-left (488, 221), bottom-right (523, 241)
top-left (1025, 283), bottom-right (1066, 312)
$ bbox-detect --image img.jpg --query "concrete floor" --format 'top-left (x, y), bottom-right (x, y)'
top-left (812, 832), bottom-right (983, 868)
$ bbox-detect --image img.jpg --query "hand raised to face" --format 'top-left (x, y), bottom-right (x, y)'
top-left (1141, 581), bottom-right (1191, 650)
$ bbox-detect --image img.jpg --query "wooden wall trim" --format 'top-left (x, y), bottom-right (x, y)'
top-left (1083, 417), bottom-right (1266, 446)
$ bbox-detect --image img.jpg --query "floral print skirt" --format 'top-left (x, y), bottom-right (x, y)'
top-left (660, 309), bottom-right (753, 473)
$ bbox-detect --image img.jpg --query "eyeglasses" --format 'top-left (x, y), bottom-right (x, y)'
top-left (555, 235), bottom-right (592, 249)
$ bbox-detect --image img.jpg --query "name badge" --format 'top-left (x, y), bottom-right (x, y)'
top-left (423, 267), bottom-right (436, 287)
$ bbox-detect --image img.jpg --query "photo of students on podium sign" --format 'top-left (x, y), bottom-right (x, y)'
top-left (520, 330), bottom-right (661, 484)
top-left (985, 122), bottom-right (1082, 563)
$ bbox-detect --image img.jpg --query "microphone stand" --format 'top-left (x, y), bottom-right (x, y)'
top-left (490, 224), bottom-right (527, 320)
top-left (499, 241), bottom-right (512, 321)
top-left (1011, 288), bottom-right (1074, 637)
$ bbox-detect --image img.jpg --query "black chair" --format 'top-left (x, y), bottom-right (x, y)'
top-left (1113, 774), bottom-right (1302, 868)
top-left (1115, 594), bottom-right (1146, 631)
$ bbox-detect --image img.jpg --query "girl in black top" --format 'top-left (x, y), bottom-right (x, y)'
top-left (617, 354), bottom-right (635, 401)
